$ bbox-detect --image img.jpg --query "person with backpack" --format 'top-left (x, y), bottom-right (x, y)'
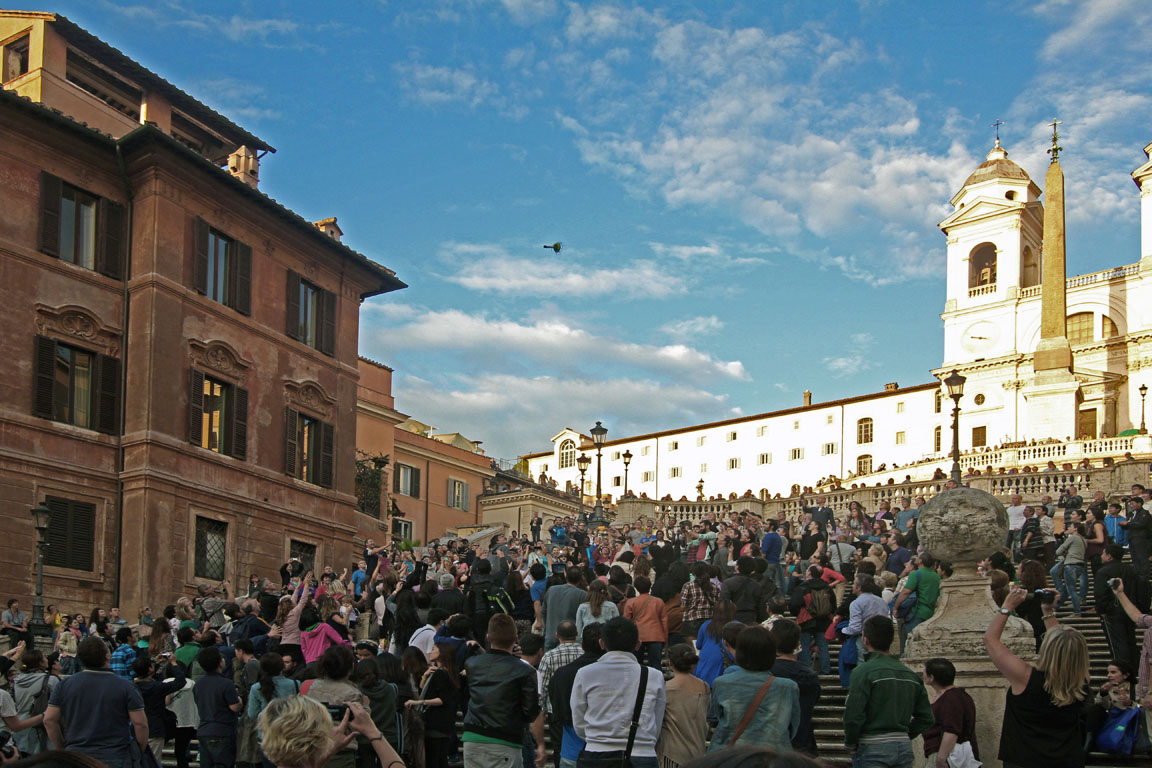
top-left (892, 553), bottom-right (942, 656)
top-left (789, 565), bottom-right (837, 675)
top-left (10, 649), bottom-right (59, 756)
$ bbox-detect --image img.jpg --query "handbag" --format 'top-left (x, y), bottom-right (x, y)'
top-left (1097, 706), bottom-right (1141, 754)
top-left (946, 740), bottom-right (981, 768)
top-left (728, 676), bottom-right (775, 746)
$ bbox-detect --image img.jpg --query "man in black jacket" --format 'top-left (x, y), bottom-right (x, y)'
top-left (719, 556), bottom-right (766, 624)
top-left (462, 614), bottom-right (544, 768)
top-left (1095, 543), bottom-right (1137, 665)
top-left (1119, 498), bottom-right (1151, 579)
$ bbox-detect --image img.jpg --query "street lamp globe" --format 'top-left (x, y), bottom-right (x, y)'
top-left (590, 421), bottom-right (607, 445)
top-left (943, 369), bottom-right (966, 400)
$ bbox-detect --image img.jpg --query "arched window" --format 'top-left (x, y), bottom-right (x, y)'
top-left (969, 243), bottom-right (997, 288)
top-left (1102, 315), bottom-right (1119, 339)
top-left (857, 417), bottom-right (873, 445)
top-left (1020, 246), bottom-right (1039, 288)
top-left (558, 439), bottom-right (576, 469)
top-left (857, 455), bottom-right (873, 475)
top-left (934, 425), bottom-right (942, 454)
top-left (1066, 312), bottom-right (1093, 345)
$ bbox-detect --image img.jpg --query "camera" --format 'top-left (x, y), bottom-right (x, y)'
top-left (0, 732), bottom-right (16, 760)
top-left (1109, 578), bottom-right (1123, 591)
top-left (326, 703), bottom-right (349, 722)
top-left (1037, 590), bottom-right (1056, 605)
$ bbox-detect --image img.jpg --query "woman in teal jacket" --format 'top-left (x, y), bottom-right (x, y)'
top-left (708, 626), bottom-right (800, 752)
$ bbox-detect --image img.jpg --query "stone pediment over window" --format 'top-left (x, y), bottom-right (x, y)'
top-left (188, 339), bottom-right (251, 384)
top-left (35, 304), bottom-right (121, 356)
top-left (284, 379), bottom-right (336, 419)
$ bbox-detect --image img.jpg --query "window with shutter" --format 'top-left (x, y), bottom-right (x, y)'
top-left (232, 387), bottom-right (248, 461)
top-left (285, 407), bottom-right (332, 487)
top-left (319, 289), bottom-right (336, 356)
top-left (193, 219), bottom-right (251, 315)
top-left (193, 217), bottom-right (210, 295)
top-left (319, 421), bottom-right (335, 488)
top-left (284, 407), bottom-right (299, 478)
top-left (396, 464), bottom-right (420, 499)
top-left (188, 368), bottom-right (205, 446)
top-left (233, 242), bottom-right (252, 316)
top-left (39, 173), bottom-right (124, 279)
top-left (38, 172), bottom-right (62, 257)
top-left (285, 272), bottom-right (301, 339)
top-left (96, 198), bottom-right (126, 280)
top-left (32, 336), bottom-right (116, 431)
top-left (43, 496), bottom-right (95, 571)
top-left (194, 516), bottom-right (227, 580)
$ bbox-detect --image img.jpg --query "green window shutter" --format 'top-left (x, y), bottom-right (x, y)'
top-left (412, 466), bottom-right (421, 500)
top-left (233, 241), bottom-right (252, 315)
top-left (319, 289), bottom-right (337, 356)
top-left (96, 198), bottom-right (126, 280)
top-left (33, 335), bottom-right (57, 419)
top-left (193, 217), bottom-right (209, 294)
top-left (462, 482), bottom-right (470, 512)
top-left (284, 407), bottom-right (299, 477)
top-left (319, 420), bottom-right (335, 489)
top-left (94, 353), bottom-right (121, 435)
top-left (285, 271), bottom-right (301, 340)
top-left (231, 386), bottom-right (249, 461)
top-left (69, 500), bottom-right (95, 571)
top-left (39, 172), bottom-right (62, 257)
top-left (393, 465), bottom-right (402, 494)
top-left (188, 368), bottom-right (205, 446)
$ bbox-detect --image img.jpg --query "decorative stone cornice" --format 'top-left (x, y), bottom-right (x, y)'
top-left (34, 303), bottom-right (121, 356)
top-left (284, 379), bottom-right (336, 418)
top-left (188, 339), bottom-right (251, 384)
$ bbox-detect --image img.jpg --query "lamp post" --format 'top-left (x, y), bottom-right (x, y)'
top-left (589, 421), bottom-right (608, 526)
top-left (696, 478), bottom-right (705, 501)
top-left (1140, 384), bottom-right (1148, 435)
top-left (577, 453), bottom-right (591, 524)
top-left (29, 501), bottom-right (51, 644)
top-left (622, 450), bottom-right (632, 496)
top-left (371, 456), bottom-right (389, 521)
top-left (942, 369), bottom-right (966, 485)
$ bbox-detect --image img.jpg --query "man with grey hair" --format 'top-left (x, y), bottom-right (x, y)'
top-left (196, 581), bottom-right (233, 630)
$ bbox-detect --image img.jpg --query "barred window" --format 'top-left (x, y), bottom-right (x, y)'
top-left (290, 540), bottom-right (316, 572)
top-left (194, 516), bottom-right (227, 580)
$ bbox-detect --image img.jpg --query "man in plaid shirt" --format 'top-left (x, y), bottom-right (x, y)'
top-left (680, 563), bottom-right (718, 644)
top-left (109, 626), bottom-right (139, 679)
top-left (538, 621), bottom-right (583, 768)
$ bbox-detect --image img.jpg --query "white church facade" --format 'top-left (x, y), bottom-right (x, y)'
top-left (523, 138), bottom-right (1152, 501)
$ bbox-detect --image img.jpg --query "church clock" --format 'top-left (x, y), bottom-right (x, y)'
top-left (961, 321), bottom-right (1000, 355)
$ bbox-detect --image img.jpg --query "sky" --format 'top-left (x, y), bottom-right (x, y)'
top-left (54, 0), bottom-right (1152, 459)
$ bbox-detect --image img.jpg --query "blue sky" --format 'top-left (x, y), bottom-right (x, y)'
top-left (63, 0), bottom-right (1152, 459)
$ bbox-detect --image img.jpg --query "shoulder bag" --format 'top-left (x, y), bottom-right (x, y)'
top-left (728, 676), bottom-right (775, 746)
top-left (621, 664), bottom-right (650, 768)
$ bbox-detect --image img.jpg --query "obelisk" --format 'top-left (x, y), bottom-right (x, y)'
top-left (1023, 120), bottom-right (1081, 440)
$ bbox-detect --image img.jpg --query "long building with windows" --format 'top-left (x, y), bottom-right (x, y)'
top-left (0, 11), bottom-right (405, 612)
top-left (525, 138), bottom-right (1152, 500)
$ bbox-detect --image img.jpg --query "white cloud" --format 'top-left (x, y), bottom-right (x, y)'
top-left (363, 308), bottom-right (748, 384)
top-left (392, 372), bottom-right (736, 459)
top-left (99, 1), bottom-right (311, 48)
top-left (438, 242), bottom-right (687, 297)
top-left (1035, 0), bottom-right (1149, 61)
top-left (823, 333), bottom-right (875, 378)
top-left (661, 315), bottom-right (724, 341)
top-left (395, 62), bottom-right (498, 107)
top-left (500, 0), bottom-right (559, 24)
top-left (564, 4), bottom-right (656, 43)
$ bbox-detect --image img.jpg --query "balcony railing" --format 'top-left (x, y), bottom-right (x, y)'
top-left (968, 283), bottom-right (997, 297)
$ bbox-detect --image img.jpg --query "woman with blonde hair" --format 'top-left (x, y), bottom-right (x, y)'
top-left (864, 545), bottom-right (887, 575)
top-left (258, 697), bottom-right (402, 768)
top-left (576, 580), bottom-right (619, 635)
top-left (985, 585), bottom-right (1089, 767)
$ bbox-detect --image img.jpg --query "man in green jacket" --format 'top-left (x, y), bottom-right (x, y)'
top-left (844, 615), bottom-right (934, 768)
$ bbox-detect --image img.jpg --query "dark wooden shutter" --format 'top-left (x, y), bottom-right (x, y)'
top-left (70, 501), bottom-right (96, 571)
top-left (231, 386), bottom-right (248, 461)
top-left (285, 271), bottom-right (301, 339)
top-left (319, 289), bottom-right (337, 356)
top-left (39, 172), bottom-right (62, 257)
top-left (96, 198), bottom-right (126, 280)
top-left (319, 420), bottom-right (335, 488)
top-left (33, 335), bottom-right (57, 419)
top-left (393, 465), bottom-right (401, 493)
top-left (233, 241), bottom-right (252, 315)
top-left (284, 407), bottom-right (299, 477)
top-left (43, 497), bottom-right (71, 569)
top-left (193, 217), bottom-right (209, 294)
top-left (412, 466), bottom-right (421, 500)
top-left (94, 354), bottom-right (120, 435)
top-left (188, 368), bottom-right (205, 446)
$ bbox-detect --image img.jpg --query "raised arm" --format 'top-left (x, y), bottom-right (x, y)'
top-left (983, 587), bottom-right (1034, 694)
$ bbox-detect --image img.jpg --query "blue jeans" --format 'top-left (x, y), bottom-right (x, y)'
top-left (635, 641), bottom-right (664, 670)
top-left (198, 735), bottom-right (236, 768)
top-left (798, 629), bottom-right (830, 674)
top-left (851, 740), bottom-right (914, 768)
top-left (1061, 563), bottom-right (1085, 614)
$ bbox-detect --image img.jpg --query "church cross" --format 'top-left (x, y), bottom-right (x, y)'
top-left (992, 118), bottom-right (1004, 144)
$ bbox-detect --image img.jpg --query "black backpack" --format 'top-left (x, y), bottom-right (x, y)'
top-left (28, 674), bottom-right (52, 717)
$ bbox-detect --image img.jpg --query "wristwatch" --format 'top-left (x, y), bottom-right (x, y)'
top-left (998, 608), bottom-right (1012, 615)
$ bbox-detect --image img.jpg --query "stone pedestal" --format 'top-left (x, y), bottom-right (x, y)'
top-left (904, 488), bottom-right (1035, 768)
top-left (1022, 370), bottom-right (1080, 442)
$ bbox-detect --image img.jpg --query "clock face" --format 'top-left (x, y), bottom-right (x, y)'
top-left (961, 321), bottom-right (1000, 354)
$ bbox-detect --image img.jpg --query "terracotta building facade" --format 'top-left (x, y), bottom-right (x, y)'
top-left (0, 11), bottom-right (404, 614)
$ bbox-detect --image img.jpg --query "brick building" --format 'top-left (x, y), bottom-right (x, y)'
top-left (0, 11), bottom-right (405, 614)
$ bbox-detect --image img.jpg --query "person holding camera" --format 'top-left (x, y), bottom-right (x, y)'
top-left (1096, 543), bottom-right (1139, 667)
top-left (258, 698), bottom-right (402, 768)
top-left (300, 645), bottom-right (370, 768)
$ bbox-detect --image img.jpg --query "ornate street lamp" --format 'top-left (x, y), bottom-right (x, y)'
top-left (589, 421), bottom-right (608, 526)
top-left (622, 450), bottom-right (633, 496)
top-left (696, 478), bottom-right (705, 501)
top-left (28, 502), bottom-right (52, 643)
top-left (1140, 384), bottom-right (1148, 435)
top-left (371, 456), bottom-right (389, 521)
top-left (942, 370), bottom-right (966, 485)
top-left (577, 453), bottom-right (591, 524)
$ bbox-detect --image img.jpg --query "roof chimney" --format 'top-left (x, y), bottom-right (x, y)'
top-left (227, 145), bottom-right (259, 189)
top-left (803, 390), bottom-right (812, 407)
top-left (314, 217), bottom-right (343, 242)
top-left (884, 382), bottom-right (898, 392)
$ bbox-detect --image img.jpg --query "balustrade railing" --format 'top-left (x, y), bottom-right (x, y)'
top-left (968, 283), bottom-right (997, 297)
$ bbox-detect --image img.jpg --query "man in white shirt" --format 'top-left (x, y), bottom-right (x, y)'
top-left (408, 608), bottom-right (448, 661)
top-left (1005, 494), bottom-right (1027, 555)
top-left (571, 617), bottom-right (666, 768)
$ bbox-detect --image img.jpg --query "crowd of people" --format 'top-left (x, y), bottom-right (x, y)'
top-left (0, 483), bottom-right (1150, 768)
